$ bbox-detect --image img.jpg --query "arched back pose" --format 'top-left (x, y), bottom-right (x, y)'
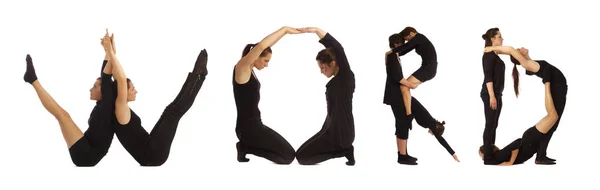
top-left (385, 34), bottom-right (459, 165)
top-left (484, 45), bottom-right (567, 165)
top-left (480, 28), bottom-right (508, 161)
top-left (233, 26), bottom-right (301, 164)
top-left (387, 27), bottom-right (438, 130)
top-left (22, 32), bottom-right (118, 166)
top-left (102, 32), bottom-right (209, 166)
top-left (294, 27), bottom-right (356, 166)
top-left (479, 77), bottom-right (559, 165)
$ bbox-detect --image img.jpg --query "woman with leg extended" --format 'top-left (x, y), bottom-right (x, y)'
top-left (479, 80), bottom-right (559, 166)
top-left (294, 27), bottom-right (356, 166)
top-left (233, 26), bottom-right (301, 164)
top-left (480, 28), bottom-right (508, 161)
top-left (388, 27), bottom-right (439, 130)
top-left (385, 35), bottom-right (460, 165)
top-left (22, 32), bottom-right (117, 166)
top-left (485, 45), bottom-right (567, 165)
top-left (102, 33), bottom-right (209, 166)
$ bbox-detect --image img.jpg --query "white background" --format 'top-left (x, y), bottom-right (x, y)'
top-left (0, 0), bottom-right (598, 189)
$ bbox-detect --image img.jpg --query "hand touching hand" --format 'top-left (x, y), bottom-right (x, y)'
top-left (299, 27), bottom-right (318, 33)
top-left (284, 26), bottom-right (302, 34)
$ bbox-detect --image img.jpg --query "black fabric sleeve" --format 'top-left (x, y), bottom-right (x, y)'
top-left (494, 138), bottom-right (521, 161)
top-left (386, 53), bottom-right (404, 83)
top-left (319, 33), bottom-right (351, 74)
top-left (483, 53), bottom-right (495, 83)
top-left (391, 34), bottom-right (422, 56)
top-left (429, 125), bottom-right (455, 155)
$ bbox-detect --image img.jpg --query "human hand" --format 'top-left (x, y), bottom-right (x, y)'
top-left (489, 96), bottom-right (497, 110)
top-left (452, 154), bottom-right (460, 162)
top-left (299, 27), bottom-right (318, 33)
top-left (284, 26), bottom-right (302, 34)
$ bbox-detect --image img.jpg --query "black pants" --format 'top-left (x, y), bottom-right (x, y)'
top-left (481, 94), bottom-right (503, 148)
top-left (115, 73), bottom-right (205, 166)
top-left (236, 121), bottom-right (296, 164)
top-left (537, 84), bottom-right (567, 159)
top-left (295, 119), bottom-right (355, 165)
top-left (68, 113), bottom-right (115, 166)
top-left (390, 97), bottom-right (439, 140)
top-left (514, 126), bottom-right (545, 165)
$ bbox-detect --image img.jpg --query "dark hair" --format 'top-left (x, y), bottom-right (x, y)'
top-left (399, 27), bottom-right (417, 38)
top-left (482, 28), bottom-right (500, 47)
top-left (510, 55), bottom-right (520, 97)
top-left (316, 48), bottom-right (336, 65)
top-left (479, 145), bottom-right (500, 154)
top-left (97, 77), bottom-right (132, 89)
top-left (242, 43), bottom-right (272, 57)
top-left (388, 33), bottom-right (404, 49)
top-left (435, 120), bottom-right (446, 135)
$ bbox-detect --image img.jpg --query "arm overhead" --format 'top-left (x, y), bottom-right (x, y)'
top-left (235, 26), bottom-right (301, 69)
top-left (303, 27), bottom-right (351, 72)
top-left (102, 31), bottom-right (131, 125)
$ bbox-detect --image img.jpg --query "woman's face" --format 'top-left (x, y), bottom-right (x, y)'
top-left (492, 31), bottom-right (503, 46)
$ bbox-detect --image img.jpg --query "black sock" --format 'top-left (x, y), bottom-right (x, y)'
top-left (24, 54), bottom-right (38, 84)
top-left (192, 49), bottom-right (208, 76)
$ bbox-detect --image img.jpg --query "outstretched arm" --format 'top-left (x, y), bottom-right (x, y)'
top-left (102, 32), bottom-right (131, 125)
top-left (236, 26), bottom-right (301, 69)
top-left (484, 46), bottom-right (540, 72)
top-left (429, 125), bottom-right (456, 156)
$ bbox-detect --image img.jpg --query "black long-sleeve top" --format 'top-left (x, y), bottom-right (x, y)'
top-left (525, 60), bottom-right (567, 85)
top-left (429, 123), bottom-right (455, 155)
top-left (481, 52), bottom-right (506, 96)
top-left (88, 60), bottom-right (116, 130)
top-left (383, 52), bottom-right (404, 105)
top-left (391, 33), bottom-right (437, 65)
top-left (484, 138), bottom-right (521, 165)
top-left (320, 33), bottom-right (356, 144)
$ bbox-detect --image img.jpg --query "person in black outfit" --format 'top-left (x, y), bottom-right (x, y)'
top-left (479, 66), bottom-right (560, 165)
top-left (480, 28), bottom-right (508, 162)
top-left (385, 34), bottom-right (460, 165)
top-left (388, 27), bottom-right (438, 130)
top-left (101, 32), bottom-right (209, 166)
top-left (484, 45), bottom-right (567, 165)
top-left (294, 27), bottom-right (356, 166)
top-left (22, 32), bottom-right (117, 166)
top-left (233, 26), bottom-right (302, 164)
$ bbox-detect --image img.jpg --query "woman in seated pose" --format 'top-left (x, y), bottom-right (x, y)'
top-left (102, 31), bottom-right (209, 166)
top-left (480, 46), bottom-right (563, 165)
top-left (385, 34), bottom-right (459, 165)
top-left (22, 31), bottom-right (117, 166)
top-left (233, 26), bottom-right (301, 164)
top-left (294, 27), bottom-right (356, 166)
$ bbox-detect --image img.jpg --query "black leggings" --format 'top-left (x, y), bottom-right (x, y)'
top-left (295, 121), bottom-right (355, 165)
top-left (391, 97), bottom-right (440, 139)
top-left (236, 121), bottom-right (296, 164)
top-left (68, 114), bottom-right (115, 166)
top-left (514, 126), bottom-right (545, 164)
top-left (115, 73), bottom-right (205, 166)
top-left (481, 94), bottom-right (503, 147)
top-left (537, 84), bottom-right (567, 158)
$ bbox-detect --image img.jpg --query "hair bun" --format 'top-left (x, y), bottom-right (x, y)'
top-left (481, 34), bottom-right (486, 40)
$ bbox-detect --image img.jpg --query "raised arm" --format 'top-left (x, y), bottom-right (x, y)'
top-left (392, 33), bottom-right (422, 56)
top-left (236, 26), bottom-right (300, 69)
top-left (100, 34), bottom-right (115, 106)
top-left (102, 32), bottom-right (130, 125)
top-left (303, 27), bottom-right (351, 72)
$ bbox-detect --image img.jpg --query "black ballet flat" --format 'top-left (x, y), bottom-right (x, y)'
top-left (535, 158), bottom-right (556, 165)
top-left (345, 146), bottom-right (356, 166)
top-left (398, 152), bottom-right (418, 165)
top-left (407, 154), bottom-right (418, 162)
top-left (236, 142), bottom-right (250, 162)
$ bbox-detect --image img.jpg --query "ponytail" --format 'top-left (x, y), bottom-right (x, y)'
top-left (512, 63), bottom-right (520, 97)
top-left (242, 44), bottom-right (256, 57)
